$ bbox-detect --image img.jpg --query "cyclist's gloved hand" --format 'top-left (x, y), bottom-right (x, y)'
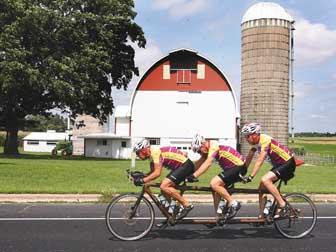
top-left (133, 177), bottom-right (144, 186)
top-left (186, 175), bottom-right (199, 183)
top-left (240, 174), bottom-right (253, 184)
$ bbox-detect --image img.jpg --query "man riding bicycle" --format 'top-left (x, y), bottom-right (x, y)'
top-left (241, 122), bottom-right (296, 218)
top-left (133, 139), bottom-right (195, 220)
top-left (188, 134), bottom-right (255, 218)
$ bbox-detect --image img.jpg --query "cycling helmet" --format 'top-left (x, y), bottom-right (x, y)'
top-left (133, 139), bottom-right (150, 153)
top-left (241, 123), bottom-right (261, 135)
top-left (191, 134), bottom-right (204, 152)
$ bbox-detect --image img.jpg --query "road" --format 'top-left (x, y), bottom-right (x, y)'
top-left (0, 203), bottom-right (335, 252)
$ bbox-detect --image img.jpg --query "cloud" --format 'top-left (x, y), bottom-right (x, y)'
top-left (294, 17), bottom-right (336, 66)
top-left (311, 114), bottom-right (327, 119)
top-left (151, 0), bottom-right (208, 19)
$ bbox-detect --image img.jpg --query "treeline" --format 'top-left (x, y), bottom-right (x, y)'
top-left (294, 132), bottom-right (336, 137)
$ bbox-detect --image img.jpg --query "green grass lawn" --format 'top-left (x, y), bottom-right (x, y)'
top-left (0, 150), bottom-right (335, 195)
top-left (1, 141), bottom-right (336, 196)
top-left (289, 137), bottom-right (336, 155)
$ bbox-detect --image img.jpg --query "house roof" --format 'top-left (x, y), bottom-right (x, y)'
top-left (23, 131), bottom-right (69, 141)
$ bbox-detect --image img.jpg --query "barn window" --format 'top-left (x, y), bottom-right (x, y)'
top-left (97, 139), bottom-right (107, 146)
top-left (197, 64), bottom-right (205, 79)
top-left (148, 138), bottom-right (160, 145)
top-left (163, 65), bottom-right (170, 79)
top-left (27, 140), bottom-right (39, 145)
top-left (121, 141), bottom-right (127, 148)
top-left (176, 69), bottom-right (191, 84)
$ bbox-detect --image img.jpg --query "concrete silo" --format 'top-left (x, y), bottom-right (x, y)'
top-left (240, 2), bottom-right (294, 154)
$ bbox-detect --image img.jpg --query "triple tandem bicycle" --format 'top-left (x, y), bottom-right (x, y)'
top-left (105, 170), bottom-right (317, 241)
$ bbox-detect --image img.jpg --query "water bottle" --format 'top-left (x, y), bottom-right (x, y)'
top-left (263, 200), bottom-right (272, 216)
top-left (158, 194), bottom-right (169, 208)
top-left (217, 198), bottom-right (226, 214)
top-left (168, 200), bottom-right (177, 214)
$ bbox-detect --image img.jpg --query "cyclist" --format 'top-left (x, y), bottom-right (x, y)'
top-left (241, 122), bottom-right (296, 218)
top-left (188, 134), bottom-right (255, 217)
top-left (133, 139), bottom-right (195, 220)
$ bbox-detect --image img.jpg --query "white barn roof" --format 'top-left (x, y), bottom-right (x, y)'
top-left (242, 2), bottom-right (293, 24)
top-left (23, 131), bottom-right (68, 141)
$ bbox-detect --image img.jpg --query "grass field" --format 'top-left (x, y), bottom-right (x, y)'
top-left (289, 137), bottom-right (336, 155)
top-left (1, 137), bottom-right (336, 197)
top-left (0, 145), bottom-right (336, 196)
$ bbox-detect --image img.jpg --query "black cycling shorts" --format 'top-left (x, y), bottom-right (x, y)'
top-left (271, 157), bottom-right (296, 182)
top-left (218, 165), bottom-right (247, 186)
top-left (167, 159), bottom-right (195, 185)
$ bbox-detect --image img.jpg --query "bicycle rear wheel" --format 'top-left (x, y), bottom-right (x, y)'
top-left (274, 193), bottom-right (317, 239)
top-left (105, 193), bottom-right (155, 241)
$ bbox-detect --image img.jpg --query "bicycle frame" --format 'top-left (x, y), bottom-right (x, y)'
top-left (138, 180), bottom-right (284, 226)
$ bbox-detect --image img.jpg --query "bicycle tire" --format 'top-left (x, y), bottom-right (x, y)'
top-left (105, 193), bottom-right (155, 241)
top-left (274, 193), bottom-right (317, 239)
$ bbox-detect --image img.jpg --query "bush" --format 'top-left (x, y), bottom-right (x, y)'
top-left (290, 147), bottom-right (306, 156)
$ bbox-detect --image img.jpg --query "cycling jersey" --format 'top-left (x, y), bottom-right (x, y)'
top-left (257, 134), bottom-right (293, 167)
top-left (208, 141), bottom-right (245, 169)
top-left (150, 146), bottom-right (188, 170)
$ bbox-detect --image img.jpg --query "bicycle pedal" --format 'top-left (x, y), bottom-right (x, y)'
top-left (168, 217), bottom-right (176, 226)
top-left (156, 221), bottom-right (169, 229)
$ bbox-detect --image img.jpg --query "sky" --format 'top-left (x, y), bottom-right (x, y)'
top-left (111, 0), bottom-right (336, 133)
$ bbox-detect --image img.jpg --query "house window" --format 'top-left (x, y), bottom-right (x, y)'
top-left (121, 141), bottom-right (127, 148)
top-left (97, 139), bottom-right (107, 146)
top-left (47, 142), bottom-right (57, 145)
top-left (27, 141), bottom-right (39, 145)
top-left (148, 138), bottom-right (160, 145)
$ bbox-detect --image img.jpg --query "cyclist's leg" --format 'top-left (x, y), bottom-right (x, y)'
top-left (260, 172), bottom-right (285, 208)
top-left (212, 191), bottom-right (220, 213)
top-left (266, 158), bottom-right (296, 209)
top-left (258, 182), bottom-right (267, 218)
top-left (160, 178), bottom-right (189, 207)
top-left (210, 176), bottom-right (233, 205)
top-left (161, 159), bottom-right (195, 208)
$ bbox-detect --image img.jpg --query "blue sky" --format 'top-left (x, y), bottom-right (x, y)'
top-left (112, 0), bottom-right (336, 133)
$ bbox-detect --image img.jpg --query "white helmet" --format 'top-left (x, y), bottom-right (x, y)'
top-left (241, 123), bottom-right (261, 135)
top-left (133, 139), bottom-right (150, 153)
top-left (191, 134), bottom-right (204, 152)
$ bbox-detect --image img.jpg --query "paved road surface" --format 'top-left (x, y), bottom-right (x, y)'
top-left (0, 203), bottom-right (335, 252)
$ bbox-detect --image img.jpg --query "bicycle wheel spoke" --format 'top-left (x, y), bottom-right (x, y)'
top-left (274, 193), bottom-right (317, 239)
top-left (105, 193), bottom-right (154, 241)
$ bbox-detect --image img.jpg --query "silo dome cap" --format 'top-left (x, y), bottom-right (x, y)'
top-left (242, 2), bottom-right (294, 24)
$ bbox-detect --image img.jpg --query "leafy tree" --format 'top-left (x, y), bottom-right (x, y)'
top-left (24, 114), bottom-right (68, 132)
top-left (0, 0), bottom-right (146, 154)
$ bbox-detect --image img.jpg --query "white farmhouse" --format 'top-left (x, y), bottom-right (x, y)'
top-left (23, 130), bottom-right (69, 153)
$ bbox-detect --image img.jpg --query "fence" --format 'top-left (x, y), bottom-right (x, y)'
top-left (296, 153), bottom-right (336, 166)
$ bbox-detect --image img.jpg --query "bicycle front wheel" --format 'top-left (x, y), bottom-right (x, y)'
top-left (274, 193), bottom-right (317, 239)
top-left (105, 193), bottom-right (155, 241)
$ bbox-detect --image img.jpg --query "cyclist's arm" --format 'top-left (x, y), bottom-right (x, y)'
top-left (194, 154), bottom-right (207, 170)
top-left (193, 156), bottom-right (214, 178)
top-left (143, 163), bottom-right (162, 183)
top-left (244, 147), bottom-right (257, 168)
top-left (250, 150), bottom-right (267, 177)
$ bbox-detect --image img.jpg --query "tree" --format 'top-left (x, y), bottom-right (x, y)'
top-left (0, 0), bottom-right (146, 154)
top-left (24, 114), bottom-right (68, 132)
